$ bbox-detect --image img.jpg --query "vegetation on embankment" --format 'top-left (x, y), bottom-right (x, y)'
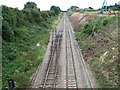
top-left (2, 4), bottom-right (61, 88)
top-left (75, 15), bottom-right (119, 88)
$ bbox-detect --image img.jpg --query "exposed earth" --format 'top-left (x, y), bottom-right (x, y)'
top-left (69, 12), bottom-right (118, 88)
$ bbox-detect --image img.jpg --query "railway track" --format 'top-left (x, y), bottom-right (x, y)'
top-left (31, 13), bottom-right (92, 88)
top-left (39, 18), bottom-right (63, 88)
top-left (65, 16), bottom-right (78, 88)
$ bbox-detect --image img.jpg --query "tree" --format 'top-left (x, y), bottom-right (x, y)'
top-left (50, 6), bottom-right (61, 15)
top-left (89, 7), bottom-right (93, 10)
top-left (24, 2), bottom-right (37, 9)
top-left (2, 21), bottom-right (14, 42)
top-left (115, 3), bottom-right (118, 6)
top-left (69, 6), bottom-right (78, 11)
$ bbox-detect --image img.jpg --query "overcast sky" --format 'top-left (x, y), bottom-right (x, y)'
top-left (1, 0), bottom-right (119, 10)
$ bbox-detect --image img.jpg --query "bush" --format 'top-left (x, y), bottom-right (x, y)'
top-left (50, 6), bottom-right (61, 15)
top-left (41, 11), bottom-right (49, 18)
top-left (48, 11), bottom-right (56, 16)
top-left (2, 21), bottom-right (14, 42)
top-left (22, 9), bottom-right (33, 23)
top-left (14, 27), bottom-right (28, 39)
top-left (79, 16), bottom-right (115, 36)
top-left (2, 4), bottom-right (60, 88)
top-left (24, 2), bottom-right (37, 9)
top-left (15, 11), bottom-right (27, 27)
top-left (102, 19), bottom-right (108, 26)
top-left (30, 9), bottom-right (43, 23)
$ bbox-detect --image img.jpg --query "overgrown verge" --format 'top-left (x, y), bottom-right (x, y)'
top-left (2, 5), bottom-right (61, 88)
top-left (75, 16), bottom-right (119, 88)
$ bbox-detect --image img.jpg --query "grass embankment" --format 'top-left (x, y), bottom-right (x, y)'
top-left (2, 5), bottom-right (61, 88)
top-left (75, 16), bottom-right (119, 88)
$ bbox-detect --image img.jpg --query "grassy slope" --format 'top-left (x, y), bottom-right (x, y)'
top-left (2, 6), bottom-right (62, 88)
top-left (75, 15), bottom-right (119, 88)
top-left (3, 17), bottom-right (61, 88)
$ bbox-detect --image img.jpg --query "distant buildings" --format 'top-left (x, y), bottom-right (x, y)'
top-left (68, 6), bottom-right (98, 13)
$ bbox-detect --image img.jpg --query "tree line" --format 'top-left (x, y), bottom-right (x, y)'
top-left (2, 2), bottom-right (61, 42)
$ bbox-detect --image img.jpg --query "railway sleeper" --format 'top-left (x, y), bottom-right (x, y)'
top-left (48, 72), bottom-right (55, 74)
top-left (68, 82), bottom-right (77, 85)
top-left (68, 79), bottom-right (76, 82)
top-left (68, 84), bottom-right (77, 87)
top-left (68, 72), bottom-right (75, 75)
top-left (47, 74), bottom-right (55, 77)
top-left (49, 66), bottom-right (56, 69)
top-left (49, 69), bottom-right (56, 71)
top-left (68, 77), bottom-right (76, 80)
top-left (68, 77), bottom-right (76, 79)
top-left (41, 83), bottom-right (54, 85)
top-left (68, 68), bottom-right (74, 71)
top-left (46, 78), bottom-right (55, 80)
top-left (41, 82), bottom-right (54, 85)
top-left (40, 84), bottom-right (54, 88)
top-left (68, 86), bottom-right (77, 88)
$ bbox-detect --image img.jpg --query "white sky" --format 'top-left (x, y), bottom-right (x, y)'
top-left (1, 0), bottom-right (119, 11)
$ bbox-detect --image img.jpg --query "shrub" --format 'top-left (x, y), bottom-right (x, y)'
top-left (2, 4), bottom-right (60, 88)
top-left (50, 6), bottom-right (61, 15)
top-left (14, 27), bottom-right (28, 39)
top-left (2, 21), bottom-right (14, 42)
top-left (24, 2), bottom-right (37, 9)
top-left (102, 17), bottom-right (109, 26)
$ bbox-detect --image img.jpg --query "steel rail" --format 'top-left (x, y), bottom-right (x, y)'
top-left (42, 28), bottom-right (57, 88)
top-left (41, 17), bottom-right (64, 88)
top-left (65, 15), bottom-right (78, 88)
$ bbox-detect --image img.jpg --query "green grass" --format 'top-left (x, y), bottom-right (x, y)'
top-left (2, 14), bottom-right (62, 88)
top-left (88, 48), bottom-right (118, 88)
top-left (75, 15), bottom-right (119, 88)
top-left (75, 16), bottom-right (118, 38)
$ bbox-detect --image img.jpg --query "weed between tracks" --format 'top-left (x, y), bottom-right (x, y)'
top-left (75, 15), bottom-right (119, 88)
